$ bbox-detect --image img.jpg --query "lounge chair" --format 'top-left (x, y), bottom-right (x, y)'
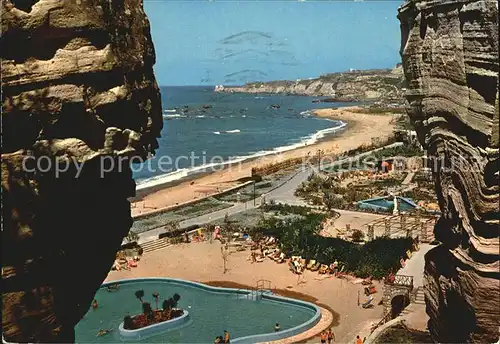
top-left (362, 295), bottom-right (374, 308)
top-left (319, 264), bottom-right (329, 274)
top-left (299, 258), bottom-right (307, 267)
top-left (276, 252), bottom-right (286, 263)
top-left (306, 260), bottom-right (316, 270)
top-left (311, 262), bottom-right (321, 271)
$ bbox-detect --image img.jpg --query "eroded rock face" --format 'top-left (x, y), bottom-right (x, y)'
top-left (1, 0), bottom-right (162, 341)
top-left (398, 0), bottom-right (499, 342)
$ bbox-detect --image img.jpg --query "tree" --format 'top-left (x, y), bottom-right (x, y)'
top-left (172, 293), bottom-right (181, 308)
top-left (152, 292), bottom-right (160, 310)
top-left (125, 230), bottom-right (139, 244)
top-left (123, 315), bottom-right (135, 330)
top-left (142, 302), bottom-right (154, 323)
top-left (135, 290), bottom-right (144, 303)
top-left (352, 230), bottom-right (365, 242)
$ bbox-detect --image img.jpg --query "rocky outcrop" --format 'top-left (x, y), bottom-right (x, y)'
top-left (1, 0), bottom-right (162, 342)
top-left (398, 0), bottom-right (499, 342)
top-left (218, 66), bottom-right (405, 105)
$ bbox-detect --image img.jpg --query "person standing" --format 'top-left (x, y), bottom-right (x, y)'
top-left (320, 330), bottom-right (328, 344)
top-left (224, 330), bottom-right (230, 343)
top-left (355, 335), bottom-right (363, 344)
top-left (327, 328), bottom-right (335, 344)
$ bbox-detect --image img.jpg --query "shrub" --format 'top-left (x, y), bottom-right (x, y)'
top-left (352, 229), bottom-right (365, 242)
top-left (256, 215), bottom-right (412, 279)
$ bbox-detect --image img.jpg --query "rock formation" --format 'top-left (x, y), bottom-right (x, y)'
top-left (217, 66), bottom-right (405, 106)
top-left (398, 0), bottom-right (499, 342)
top-left (1, 0), bottom-right (162, 342)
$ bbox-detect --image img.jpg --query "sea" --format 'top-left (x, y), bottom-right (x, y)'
top-left (133, 86), bottom-right (351, 189)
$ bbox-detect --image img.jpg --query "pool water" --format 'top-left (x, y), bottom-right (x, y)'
top-left (358, 196), bottom-right (417, 212)
top-left (75, 279), bottom-right (316, 343)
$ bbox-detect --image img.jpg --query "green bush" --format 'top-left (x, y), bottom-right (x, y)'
top-left (257, 215), bottom-right (412, 279)
top-left (352, 229), bottom-right (365, 242)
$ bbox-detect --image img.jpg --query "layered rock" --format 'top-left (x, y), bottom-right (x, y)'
top-left (1, 0), bottom-right (162, 342)
top-left (398, 0), bottom-right (499, 342)
top-left (218, 66), bottom-right (405, 105)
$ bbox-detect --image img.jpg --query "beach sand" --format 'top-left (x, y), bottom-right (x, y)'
top-left (131, 107), bottom-right (398, 216)
top-left (106, 241), bottom-right (384, 342)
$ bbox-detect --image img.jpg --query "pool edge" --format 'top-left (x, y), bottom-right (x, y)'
top-left (102, 278), bottom-right (321, 343)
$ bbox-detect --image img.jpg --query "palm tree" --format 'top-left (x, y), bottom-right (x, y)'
top-left (172, 293), bottom-right (181, 308)
top-left (142, 302), bottom-right (154, 323)
top-left (135, 290), bottom-right (145, 303)
top-left (162, 299), bottom-right (172, 320)
top-left (152, 292), bottom-right (160, 310)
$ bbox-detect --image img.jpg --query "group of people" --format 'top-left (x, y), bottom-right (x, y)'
top-left (320, 328), bottom-right (335, 343)
top-left (214, 330), bottom-right (231, 343)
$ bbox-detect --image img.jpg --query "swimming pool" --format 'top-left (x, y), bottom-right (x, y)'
top-left (75, 278), bottom-right (320, 343)
top-left (357, 196), bottom-right (417, 212)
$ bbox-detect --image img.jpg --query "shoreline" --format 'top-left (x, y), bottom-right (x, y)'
top-left (131, 107), bottom-right (397, 217)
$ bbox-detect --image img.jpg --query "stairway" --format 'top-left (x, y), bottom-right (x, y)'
top-left (141, 238), bottom-right (171, 253)
top-left (414, 287), bottom-right (425, 305)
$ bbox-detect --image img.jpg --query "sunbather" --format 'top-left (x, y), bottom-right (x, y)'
top-left (361, 295), bottom-right (374, 308)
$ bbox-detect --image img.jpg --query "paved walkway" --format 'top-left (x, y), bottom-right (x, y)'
top-left (137, 167), bottom-right (314, 243)
top-left (397, 244), bottom-right (433, 287)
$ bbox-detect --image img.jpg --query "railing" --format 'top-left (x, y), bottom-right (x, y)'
top-left (393, 274), bottom-right (413, 287)
top-left (370, 312), bottom-right (392, 334)
top-left (256, 279), bottom-right (271, 291)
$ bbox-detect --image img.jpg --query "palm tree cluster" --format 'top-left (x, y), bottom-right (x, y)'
top-left (124, 290), bottom-right (182, 329)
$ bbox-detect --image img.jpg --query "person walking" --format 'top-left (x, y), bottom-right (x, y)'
top-left (320, 330), bottom-right (328, 344)
top-left (327, 328), bottom-right (335, 344)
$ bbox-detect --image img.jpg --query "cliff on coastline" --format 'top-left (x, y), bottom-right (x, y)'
top-left (217, 65), bottom-right (405, 105)
top-left (399, 0), bottom-right (499, 342)
top-left (1, 0), bottom-right (162, 341)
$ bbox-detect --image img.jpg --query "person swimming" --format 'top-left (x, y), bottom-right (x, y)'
top-left (106, 283), bottom-right (119, 292)
top-left (91, 299), bottom-right (98, 309)
top-left (274, 323), bottom-right (280, 332)
top-left (96, 329), bottom-right (113, 337)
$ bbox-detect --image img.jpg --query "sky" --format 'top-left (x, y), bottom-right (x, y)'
top-left (144, 0), bottom-right (404, 86)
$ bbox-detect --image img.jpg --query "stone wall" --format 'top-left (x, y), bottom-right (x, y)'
top-left (1, 0), bottom-right (162, 341)
top-left (398, 0), bottom-right (499, 342)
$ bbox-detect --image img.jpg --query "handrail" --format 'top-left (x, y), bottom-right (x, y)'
top-left (370, 312), bottom-right (392, 334)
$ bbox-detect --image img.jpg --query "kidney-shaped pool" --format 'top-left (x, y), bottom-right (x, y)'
top-left (75, 278), bottom-right (321, 343)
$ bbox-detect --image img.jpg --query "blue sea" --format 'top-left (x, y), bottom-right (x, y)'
top-left (134, 86), bottom-right (350, 189)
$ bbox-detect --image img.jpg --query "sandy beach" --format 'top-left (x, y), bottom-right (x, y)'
top-left (131, 107), bottom-right (398, 216)
top-left (106, 241), bottom-right (385, 342)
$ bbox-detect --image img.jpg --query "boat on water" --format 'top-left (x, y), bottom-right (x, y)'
top-left (214, 85), bottom-right (225, 92)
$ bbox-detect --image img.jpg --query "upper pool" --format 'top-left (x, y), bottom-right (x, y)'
top-left (75, 278), bottom-right (320, 343)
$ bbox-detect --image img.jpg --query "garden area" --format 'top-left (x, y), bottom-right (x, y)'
top-left (252, 204), bottom-right (413, 279)
top-left (294, 172), bottom-right (406, 212)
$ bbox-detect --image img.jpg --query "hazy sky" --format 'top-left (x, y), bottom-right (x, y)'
top-left (145, 1), bottom-right (404, 86)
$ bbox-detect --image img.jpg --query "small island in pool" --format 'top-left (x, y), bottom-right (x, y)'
top-left (123, 290), bottom-right (184, 330)
top-left (76, 278), bottom-right (320, 343)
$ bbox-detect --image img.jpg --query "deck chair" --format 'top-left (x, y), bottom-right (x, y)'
top-left (311, 262), bottom-right (321, 271)
top-left (362, 296), bottom-right (374, 309)
top-left (319, 264), bottom-right (329, 274)
top-left (276, 252), bottom-right (286, 263)
top-left (306, 260), bottom-right (316, 270)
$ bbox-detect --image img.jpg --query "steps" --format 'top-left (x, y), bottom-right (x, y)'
top-left (141, 238), bottom-right (171, 253)
top-left (414, 288), bottom-right (425, 305)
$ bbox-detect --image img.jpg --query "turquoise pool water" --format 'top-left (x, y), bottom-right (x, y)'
top-left (357, 196), bottom-right (417, 212)
top-left (75, 279), bottom-right (318, 343)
